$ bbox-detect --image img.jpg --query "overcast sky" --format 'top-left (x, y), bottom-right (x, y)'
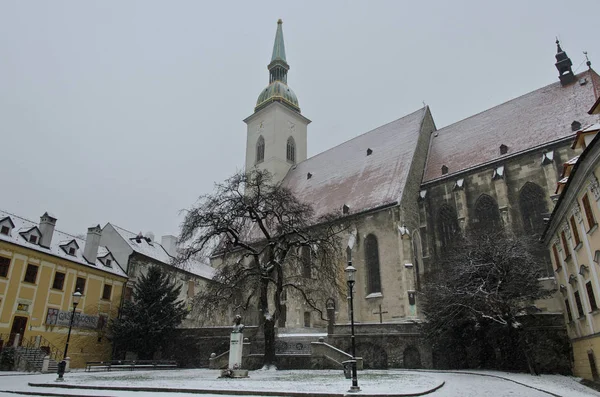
top-left (1, 1), bottom-right (599, 240)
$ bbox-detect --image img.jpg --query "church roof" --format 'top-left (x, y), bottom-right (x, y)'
top-left (282, 107), bottom-right (429, 218)
top-left (422, 69), bottom-right (600, 183)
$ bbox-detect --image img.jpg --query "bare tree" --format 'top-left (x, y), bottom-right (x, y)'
top-left (177, 170), bottom-right (346, 367)
top-left (420, 231), bottom-right (559, 373)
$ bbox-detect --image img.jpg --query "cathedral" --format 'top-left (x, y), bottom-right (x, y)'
top-left (237, 20), bottom-right (600, 368)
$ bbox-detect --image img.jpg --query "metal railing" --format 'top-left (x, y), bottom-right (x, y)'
top-left (23, 335), bottom-right (62, 363)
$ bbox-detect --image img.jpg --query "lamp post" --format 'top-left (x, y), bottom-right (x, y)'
top-left (345, 262), bottom-right (360, 392)
top-left (57, 289), bottom-right (82, 381)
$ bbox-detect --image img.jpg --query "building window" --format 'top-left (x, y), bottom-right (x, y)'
top-left (552, 244), bottom-right (561, 270)
top-left (571, 216), bottom-right (581, 247)
top-left (68, 247), bottom-right (76, 256)
top-left (0, 256), bottom-right (10, 277)
top-left (301, 246), bottom-right (312, 278)
top-left (565, 298), bottom-right (573, 322)
top-left (473, 194), bottom-right (502, 231)
top-left (105, 259), bottom-right (112, 267)
top-left (519, 182), bottom-right (548, 236)
top-left (582, 193), bottom-right (597, 230)
top-left (365, 234), bottom-right (382, 294)
top-left (75, 277), bottom-right (86, 294)
top-left (587, 281), bottom-right (598, 311)
top-left (575, 290), bottom-right (585, 318)
top-left (29, 235), bottom-right (38, 244)
top-left (304, 311), bottom-right (311, 327)
top-left (102, 284), bottom-right (112, 300)
top-left (124, 286), bottom-right (133, 302)
top-left (256, 135), bottom-right (265, 164)
top-left (561, 231), bottom-right (570, 259)
top-left (0, 225), bottom-right (10, 235)
top-left (24, 264), bottom-right (38, 283)
top-left (286, 136), bottom-right (296, 163)
top-left (52, 272), bottom-right (65, 290)
top-left (187, 280), bottom-right (195, 298)
top-left (438, 204), bottom-right (459, 250)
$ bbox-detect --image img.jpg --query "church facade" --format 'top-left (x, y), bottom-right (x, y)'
top-left (239, 21), bottom-right (600, 368)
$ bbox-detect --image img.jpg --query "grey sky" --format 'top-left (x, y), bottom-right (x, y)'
top-left (1, 1), bottom-right (599, 239)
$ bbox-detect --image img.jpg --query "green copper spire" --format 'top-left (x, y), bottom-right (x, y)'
top-left (271, 19), bottom-right (287, 63)
top-left (255, 19), bottom-right (300, 113)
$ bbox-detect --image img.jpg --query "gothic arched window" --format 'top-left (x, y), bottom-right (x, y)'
top-left (256, 136), bottom-right (265, 164)
top-left (301, 246), bottom-right (312, 278)
top-left (412, 231), bottom-right (423, 290)
top-left (473, 194), bottom-right (502, 231)
top-left (519, 182), bottom-right (548, 235)
top-left (365, 234), bottom-right (382, 294)
top-left (438, 204), bottom-right (459, 250)
top-left (286, 136), bottom-right (296, 163)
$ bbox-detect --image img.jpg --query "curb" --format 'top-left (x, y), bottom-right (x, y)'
top-left (25, 380), bottom-right (446, 397)
top-left (407, 369), bottom-right (562, 397)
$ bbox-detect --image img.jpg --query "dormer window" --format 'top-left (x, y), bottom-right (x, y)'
top-left (59, 239), bottom-right (80, 257)
top-left (572, 121), bottom-right (582, 131)
top-left (29, 235), bottom-right (38, 244)
top-left (499, 144), bottom-right (508, 155)
top-left (441, 165), bottom-right (448, 175)
top-left (367, 148), bottom-right (373, 156)
top-left (105, 259), bottom-right (112, 267)
top-left (0, 217), bottom-right (14, 236)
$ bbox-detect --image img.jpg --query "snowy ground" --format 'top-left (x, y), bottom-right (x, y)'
top-left (0, 368), bottom-right (598, 397)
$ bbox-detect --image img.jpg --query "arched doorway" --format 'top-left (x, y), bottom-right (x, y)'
top-left (403, 346), bottom-right (422, 369)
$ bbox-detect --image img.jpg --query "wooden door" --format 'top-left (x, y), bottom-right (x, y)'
top-left (9, 316), bottom-right (27, 346)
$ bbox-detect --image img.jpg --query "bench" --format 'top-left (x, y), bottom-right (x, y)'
top-left (85, 360), bottom-right (178, 372)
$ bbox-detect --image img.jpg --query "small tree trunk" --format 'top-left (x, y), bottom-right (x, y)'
top-left (263, 316), bottom-right (276, 368)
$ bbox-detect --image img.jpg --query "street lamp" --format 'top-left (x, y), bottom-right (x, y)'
top-left (345, 262), bottom-right (360, 392)
top-left (57, 289), bottom-right (82, 381)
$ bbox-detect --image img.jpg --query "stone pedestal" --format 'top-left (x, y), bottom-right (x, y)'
top-left (228, 332), bottom-right (243, 370)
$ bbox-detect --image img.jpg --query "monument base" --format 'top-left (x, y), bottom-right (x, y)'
top-left (219, 369), bottom-right (249, 378)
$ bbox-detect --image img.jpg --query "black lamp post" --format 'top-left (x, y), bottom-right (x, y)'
top-left (57, 289), bottom-right (82, 381)
top-left (345, 263), bottom-right (360, 392)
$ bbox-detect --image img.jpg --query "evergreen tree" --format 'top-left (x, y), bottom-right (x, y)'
top-left (111, 266), bottom-right (188, 359)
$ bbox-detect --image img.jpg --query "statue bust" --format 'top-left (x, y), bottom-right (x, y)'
top-left (232, 314), bottom-right (245, 333)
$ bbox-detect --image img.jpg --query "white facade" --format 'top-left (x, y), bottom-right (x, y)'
top-left (244, 101), bottom-right (310, 184)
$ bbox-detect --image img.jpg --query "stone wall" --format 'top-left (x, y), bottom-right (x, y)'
top-left (330, 322), bottom-right (431, 369)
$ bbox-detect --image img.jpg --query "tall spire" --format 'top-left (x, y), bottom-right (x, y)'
top-left (254, 19), bottom-right (300, 113)
top-left (555, 39), bottom-right (576, 86)
top-left (268, 19), bottom-right (289, 84)
top-left (271, 19), bottom-right (287, 63)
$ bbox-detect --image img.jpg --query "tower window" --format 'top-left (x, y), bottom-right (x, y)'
top-left (256, 136), bottom-right (265, 164)
top-left (286, 136), bottom-right (296, 163)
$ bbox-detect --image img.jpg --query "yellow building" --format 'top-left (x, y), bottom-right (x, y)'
top-left (543, 99), bottom-right (600, 380)
top-left (0, 210), bottom-right (127, 370)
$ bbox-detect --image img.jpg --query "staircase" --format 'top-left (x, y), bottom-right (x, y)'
top-left (12, 336), bottom-right (62, 373)
top-left (15, 346), bottom-right (59, 372)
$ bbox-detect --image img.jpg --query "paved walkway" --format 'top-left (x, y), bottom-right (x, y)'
top-left (0, 369), bottom-right (598, 397)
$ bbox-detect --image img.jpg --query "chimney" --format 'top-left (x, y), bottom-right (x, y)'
top-left (39, 212), bottom-right (57, 248)
top-left (161, 235), bottom-right (178, 257)
top-left (84, 225), bottom-right (102, 264)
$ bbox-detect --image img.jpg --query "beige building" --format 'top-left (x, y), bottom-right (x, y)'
top-left (0, 210), bottom-right (127, 370)
top-left (543, 97), bottom-right (600, 380)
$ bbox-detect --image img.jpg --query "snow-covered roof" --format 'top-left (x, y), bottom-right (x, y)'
top-left (0, 210), bottom-right (127, 278)
top-left (423, 69), bottom-right (600, 183)
top-left (109, 223), bottom-right (215, 280)
top-left (281, 107), bottom-right (429, 218)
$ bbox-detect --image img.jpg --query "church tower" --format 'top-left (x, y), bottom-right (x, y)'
top-left (244, 19), bottom-right (311, 184)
